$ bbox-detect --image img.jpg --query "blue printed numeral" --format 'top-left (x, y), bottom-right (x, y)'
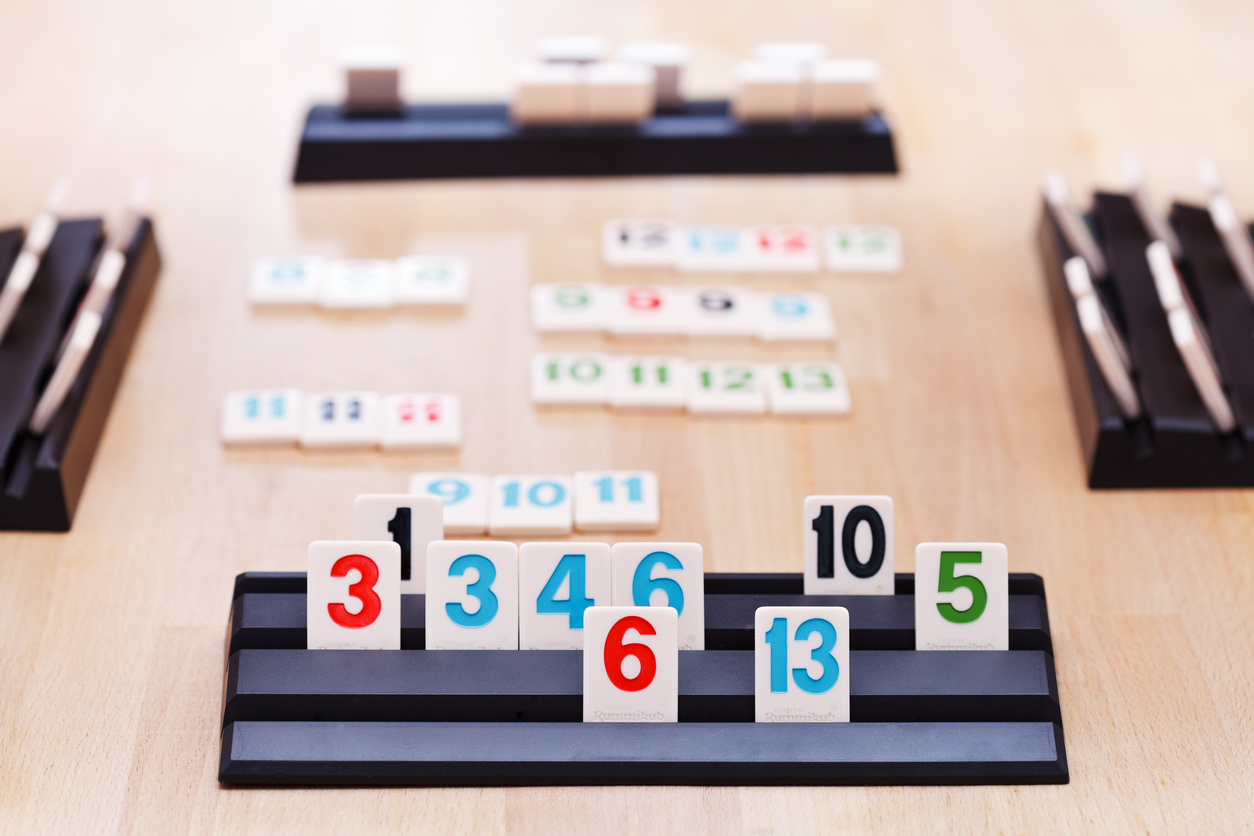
top-left (631, 551), bottom-right (685, 615)
top-left (245, 393), bottom-right (287, 420)
top-left (535, 554), bottom-right (595, 629)
top-left (427, 479), bottom-right (470, 506)
top-left (592, 476), bottom-right (642, 503)
top-left (689, 229), bottom-right (740, 255)
top-left (445, 554), bottom-right (498, 628)
top-left (270, 261), bottom-right (307, 282)
top-left (770, 295), bottom-right (809, 318)
top-left (502, 480), bottom-right (566, 508)
top-left (764, 617), bottom-right (840, 694)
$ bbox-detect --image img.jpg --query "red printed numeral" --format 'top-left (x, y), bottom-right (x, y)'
top-left (604, 615), bottom-right (657, 692)
top-left (398, 398), bottom-right (440, 424)
top-left (626, 288), bottom-right (662, 310)
top-left (327, 554), bottom-right (382, 628)
top-left (758, 229), bottom-right (810, 254)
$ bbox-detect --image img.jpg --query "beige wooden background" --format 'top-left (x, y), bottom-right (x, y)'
top-left (2, 0), bottom-right (1254, 832)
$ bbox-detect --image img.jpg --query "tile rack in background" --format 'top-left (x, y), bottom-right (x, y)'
top-left (0, 218), bottom-right (161, 530)
top-left (293, 101), bottom-right (898, 183)
top-left (1038, 193), bottom-right (1254, 487)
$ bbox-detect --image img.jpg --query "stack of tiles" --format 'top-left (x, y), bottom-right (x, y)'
top-left (342, 47), bottom-right (404, 114)
top-left (734, 42), bottom-right (880, 122)
top-left (512, 38), bottom-right (883, 126)
top-left (513, 37), bottom-right (685, 125)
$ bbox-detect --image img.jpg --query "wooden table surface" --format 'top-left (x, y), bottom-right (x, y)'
top-left (3, 0), bottom-right (1254, 832)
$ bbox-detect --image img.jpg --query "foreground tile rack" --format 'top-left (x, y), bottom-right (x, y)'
top-left (292, 101), bottom-right (899, 183)
top-left (1039, 193), bottom-right (1254, 488)
top-left (0, 218), bottom-right (161, 530)
top-left (219, 571), bottom-right (1066, 786)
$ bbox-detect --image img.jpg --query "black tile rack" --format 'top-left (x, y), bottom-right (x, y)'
top-left (1038, 192), bottom-right (1254, 487)
top-left (292, 101), bottom-right (899, 183)
top-left (0, 217), bottom-right (161, 530)
top-left (219, 571), bottom-right (1067, 786)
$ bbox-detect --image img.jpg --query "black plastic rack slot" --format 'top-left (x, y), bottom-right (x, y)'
top-left (293, 101), bottom-right (899, 183)
top-left (1038, 193), bottom-right (1254, 487)
top-left (0, 218), bottom-right (161, 529)
top-left (219, 571), bottom-right (1067, 786)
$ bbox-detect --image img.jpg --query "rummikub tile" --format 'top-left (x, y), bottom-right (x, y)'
top-left (684, 287), bottom-right (759, 338)
top-left (409, 472), bottom-right (491, 535)
top-left (220, 389), bottom-right (303, 445)
top-left (573, 470), bottom-right (660, 532)
top-left (352, 494), bottom-right (443, 594)
top-left (343, 47), bottom-right (403, 111)
top-left (536, 35), bottom-right (608, 64)
top-left (530, 283), bottom-right (607, 333)
top-left (425, 540), bottom-right (519, 650)
top-left (608, 285), bottom-right (688, 337)
top-left (583, 606), bottom-right (678, 722)
top-left (249, 257), bottom-right (324, 305)
top-left (687, 362), bottom-right (767, 414)
top-left (677, 227), bottom-right (753, 273)
top-left (393, 256), bottom-right (470, 306)
top-left (307, 540), bottom-right (401, 650)
top-left (611, 542), bottom-right (704, 649)
top-left (802, 495), bottom-right (894, 595)
top-left (585, 62), bottom-right (656, 123)
top-left (488, 474), bottom-right (574, 536)
top-left (746, 226), bottom-right (821, 272)
top-left (380, 393), bottom-right (462, 450)
top-left (754, 606), bottom-right (850, 722)
top-left (767, 363), bottom-right (852, 416)
top-left (914, 542), bottom-right (1010, 651)
top-left (733, 60), bottom-right (804, 122)
top-left (320, 260), bottom-right (395, 309)
top-left (601, 220), bottom-right (680, 267)
top-left (824, 224), bottom-right (902, 273)
top-left (531, 353), bottom-right (610, 406)
top-left (300, 392), bottom-right (381, 449)
top-left (615, 41), bottom-right (689, 107)
top-left (518, 542), bottom-right (612, 650)
top-left (811, 59), bottom-right (879, 119)
top-left (512, 62), bottom-right (581, 124)
top-left (752, 41), bottom-right (828, 65)
top-left (608, 356), bottom-right (688, 411)
top-left (755, 292), bottom-right (836, 342)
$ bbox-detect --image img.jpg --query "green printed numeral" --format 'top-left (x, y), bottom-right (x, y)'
top-left (936, 551), bottom-right (987, 624)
